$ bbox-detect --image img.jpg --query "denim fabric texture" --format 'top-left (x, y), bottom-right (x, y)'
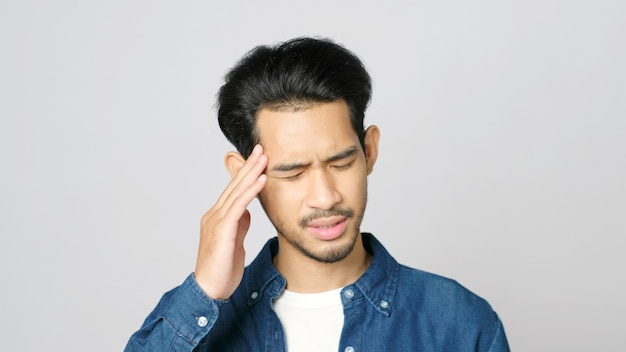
top-left (125, 233), bottom-right (510, 351)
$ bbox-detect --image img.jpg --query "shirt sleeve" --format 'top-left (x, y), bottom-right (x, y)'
top-left (124, 274), bottom-right (222, 351)
top-left (486, 314), bottom-right (511, 352)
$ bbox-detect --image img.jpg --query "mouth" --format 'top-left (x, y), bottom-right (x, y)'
top-left (306, 217), bottom-right (348, 241)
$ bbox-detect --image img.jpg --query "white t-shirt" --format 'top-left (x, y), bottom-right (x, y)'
top-left (273, 288), bottom-right (344, 352)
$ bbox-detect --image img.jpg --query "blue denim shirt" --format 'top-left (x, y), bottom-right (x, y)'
top-left (125, 234), bottom-right (510, 351)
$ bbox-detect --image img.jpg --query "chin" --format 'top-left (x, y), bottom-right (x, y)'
top-left (301, 231), bottom-right (360, 263)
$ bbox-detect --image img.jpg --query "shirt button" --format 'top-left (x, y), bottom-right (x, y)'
top-left (345, 347), bottom-right (355, 352)
top-left (380, 300), bottom-right (389, 309)
top-left (343, 288), bottom-right (355, 299)
top-left (197, 316), bottom-right (208, 327)
top-left (250, 291), bottom-right (259, 299)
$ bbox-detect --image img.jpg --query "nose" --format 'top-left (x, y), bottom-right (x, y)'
top-left (304, 168), bottom-right (342, 210)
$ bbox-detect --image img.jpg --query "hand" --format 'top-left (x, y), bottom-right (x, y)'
top-left (194, 145), bottom-right (268, 300)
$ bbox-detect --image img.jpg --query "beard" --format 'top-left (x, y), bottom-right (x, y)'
top-left (263, 192), bottom-right (368, 263)
top-left (295, 229), bottom-right (358, 263)
top-left (277, 208), bottom-right (361, 263)
top-left (274, 209), bottom-right (361, 263)
top-left (292, 207), bottom-right (360, 263)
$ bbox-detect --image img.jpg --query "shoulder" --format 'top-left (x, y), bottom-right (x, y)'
top-left (397, 264), bottom-right (493, 312)
top-left (395, 265), bottom-right (508, 349)
top-left (363, 233), bottom-right (498, 320)
top-left (395, 264), bottom-right (503, 338)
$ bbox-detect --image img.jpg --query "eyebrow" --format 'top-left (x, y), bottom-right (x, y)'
top-left (270, 146), bottom-right (360, 173)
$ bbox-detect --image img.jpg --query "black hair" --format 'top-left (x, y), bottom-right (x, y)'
top-left (217, 37), bottom-right (372, 158)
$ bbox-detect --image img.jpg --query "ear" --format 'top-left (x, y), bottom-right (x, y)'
top-left (363, 125), bottom-right (380, 175)
top-left (224, 151), bottom-right (246, 179)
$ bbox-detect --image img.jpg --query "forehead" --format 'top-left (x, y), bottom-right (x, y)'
top-left (255, 100), bottom-right (359, 161)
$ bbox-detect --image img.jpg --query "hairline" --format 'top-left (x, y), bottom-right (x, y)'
top-left (248, 98), bottom-right (365, 159)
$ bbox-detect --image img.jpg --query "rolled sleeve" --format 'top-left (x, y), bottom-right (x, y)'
top-left (124, 274), bottom-right (222, 351)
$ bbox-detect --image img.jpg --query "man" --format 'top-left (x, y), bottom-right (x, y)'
top-left (125, 37), bottom-right (510, 351)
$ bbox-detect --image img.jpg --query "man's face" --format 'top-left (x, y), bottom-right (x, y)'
top-left (255, 100), bottom-right (377, 263)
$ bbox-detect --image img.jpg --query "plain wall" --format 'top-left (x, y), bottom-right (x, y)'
top-left (1, 0), bottom-right (624, 350)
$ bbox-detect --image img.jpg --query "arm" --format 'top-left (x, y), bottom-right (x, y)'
top-left (124, 275), bottom-right (220, 351)
top-left (125, 145), bottom-right (268, 351)
top-left (486, 315), bottom-right (510, 352)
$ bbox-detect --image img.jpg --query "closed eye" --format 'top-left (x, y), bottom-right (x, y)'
top-left (332, 161), bottom-right (354, 170)
top-left (278, 172), bottom-right (304, 181)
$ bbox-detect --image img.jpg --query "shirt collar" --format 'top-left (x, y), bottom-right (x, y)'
top-left (351, 233), bottom-right (399, 317)
top-left (244, 233), bottom-right (399, 317)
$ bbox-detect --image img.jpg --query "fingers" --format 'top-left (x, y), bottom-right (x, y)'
top-left (213, 145), bottom-right (268, 221)
top-left (195, 145), bottom-right (267, 299)
top-left (194, 145), bottom-right (268, 299)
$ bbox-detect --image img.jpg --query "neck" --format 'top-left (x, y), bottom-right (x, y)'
top-left (273, 233), bottom-right (372, 293)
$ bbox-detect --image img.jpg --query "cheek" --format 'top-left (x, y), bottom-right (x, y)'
top-left (260, 181), bottom-right (303, 212)
top-left (342, 178), bottom-right (367, 201)
top-left (337, 167), bottom-right (368, 195)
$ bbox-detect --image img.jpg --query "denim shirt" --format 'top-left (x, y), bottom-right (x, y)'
top-left (125, 234), bottom-right (510, 351)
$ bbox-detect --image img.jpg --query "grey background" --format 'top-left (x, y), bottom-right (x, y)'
top-left (1, 0), bottom-right (624, 351)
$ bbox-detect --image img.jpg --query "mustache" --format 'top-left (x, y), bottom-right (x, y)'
top-left (298, 208), bottom-right (355, 228)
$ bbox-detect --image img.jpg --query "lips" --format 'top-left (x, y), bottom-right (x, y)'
top-left (306, 216), bottom-right (348, 241)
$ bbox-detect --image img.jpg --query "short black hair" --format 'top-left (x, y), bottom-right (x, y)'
top-left (217, 37), bottom-right (372, 158)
